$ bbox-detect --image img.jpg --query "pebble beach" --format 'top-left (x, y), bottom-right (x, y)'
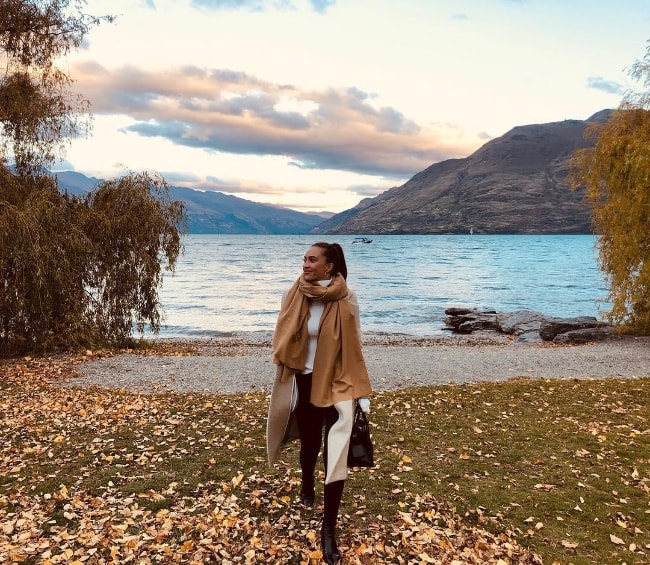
top-left (69, 331), bottom-right (650, 394)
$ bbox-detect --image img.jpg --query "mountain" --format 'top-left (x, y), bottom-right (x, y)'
top-left (307, 196), bottom-right (377, 234)
top-left (55, 171), bottom-right (325, 234)
top-left (311, 110), bottom-right (612, 235)
top-left (56, 170), bottom-right (104, 193)
top-left (168, 187), bottom-right (324, 234)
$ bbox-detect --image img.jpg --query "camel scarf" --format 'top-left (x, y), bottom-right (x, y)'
top-left (272, 274), bottom-right (372, 407)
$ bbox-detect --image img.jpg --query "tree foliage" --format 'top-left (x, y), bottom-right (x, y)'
top-left (571, 43), bottom-right (650, 334)
top-left (0, 2), bottom-right (187, 354)
top-left (0, 170), bottom-right (185, 354)
top-left (0, 0), bottom-right (112, 173)
top-left (83, 173), bottom-right (185, 342)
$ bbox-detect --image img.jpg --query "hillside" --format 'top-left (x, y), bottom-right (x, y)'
top-left (312, 110), bottom-right (611, 235)
top-left (55, 171), bottom-right (324, 234)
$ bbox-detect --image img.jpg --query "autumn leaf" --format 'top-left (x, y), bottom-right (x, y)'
top-left (6, 350), bottom-right (650, 564)
top-left (533, 483), bottom-right (557, 491)
top-left (561, 540), bottom-right (578, 549)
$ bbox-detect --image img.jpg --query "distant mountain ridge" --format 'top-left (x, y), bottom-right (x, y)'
top-left (311, 110), bottom-right (612, 235)
top-left (56, 110), bottom-right (610, 235)
top-left (55, 171), bottom-right (325, 234)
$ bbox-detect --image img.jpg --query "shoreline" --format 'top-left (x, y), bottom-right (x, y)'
top-left (67, 331), bottom-right (650, 395)
top-left (147, 329), bottom-right (515, 348)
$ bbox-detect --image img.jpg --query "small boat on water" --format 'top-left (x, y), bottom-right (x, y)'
top-left (352, 237), bottom-right (373, 244)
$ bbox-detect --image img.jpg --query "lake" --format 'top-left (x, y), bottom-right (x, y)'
top-left (152, 234), bottom-right (609, 338)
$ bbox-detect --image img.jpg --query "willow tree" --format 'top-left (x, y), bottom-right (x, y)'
top-left (571, 43), bottom-right (650, 334)
top-left (1, 171), bottom-right (185, 353)
top-left (83, 173), bottom-right (185, 344)
top-left (0, 0), bottom-right (112, 173)
top-left (0, 2), bottom-right (186, 354)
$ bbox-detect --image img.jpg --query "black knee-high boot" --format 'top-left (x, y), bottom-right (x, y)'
top-left (321, 480), bottom-right (344, 564)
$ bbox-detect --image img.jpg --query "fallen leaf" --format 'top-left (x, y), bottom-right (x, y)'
top-left (560, 540), bottom-right (578, 549)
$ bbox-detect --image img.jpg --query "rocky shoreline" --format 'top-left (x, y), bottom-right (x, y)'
top-left (444, 307), bottom-right (616, 344)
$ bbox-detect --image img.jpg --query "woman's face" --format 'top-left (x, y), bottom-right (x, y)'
top-left (303, 245), bottom-right (333, 282)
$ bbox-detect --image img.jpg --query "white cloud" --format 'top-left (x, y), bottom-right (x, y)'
top-left (61, 0), bottom-right (650, 212)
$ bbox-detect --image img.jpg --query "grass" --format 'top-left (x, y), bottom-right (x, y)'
top-left (365, 378), bottom-right (650, 564)
top-left (1, 354), bottom-right (649, 563)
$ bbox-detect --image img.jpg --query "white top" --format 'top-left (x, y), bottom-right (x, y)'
top-left (301, 279), bottom-right (330, 373)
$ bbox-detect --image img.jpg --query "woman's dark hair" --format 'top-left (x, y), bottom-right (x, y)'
top-left (313, 241), bottom-right (348, 280)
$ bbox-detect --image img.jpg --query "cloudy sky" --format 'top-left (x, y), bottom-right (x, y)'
top-left (59, 0), bottom-right (650, 212)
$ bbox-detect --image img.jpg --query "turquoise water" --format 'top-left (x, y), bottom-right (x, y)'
top-left (153, 234), bottom-right (608, 338)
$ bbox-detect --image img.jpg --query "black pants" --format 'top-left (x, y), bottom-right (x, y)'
top-left (295, 373), bottom-right (338, 489)
top-left (295, 373), bottom-right (346, 536)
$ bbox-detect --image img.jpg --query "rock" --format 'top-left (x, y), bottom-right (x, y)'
top-left (445, 307), bottom-right (477, 316)
top-left (444, 308), bottom-right (613, 344)
top-left (513, 330), bottom-right (544, 344)
top-left (496, 310), bottom-right (547, 335)
top-left (539, 316), bottom-right (604, 341)
top-left (445, 308), bottom-right (498, 333)
top-left (552, 326), bottom-right (616, 344)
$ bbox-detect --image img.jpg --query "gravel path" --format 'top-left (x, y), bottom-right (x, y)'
top-left (67, 332), bottom-right (650, 395)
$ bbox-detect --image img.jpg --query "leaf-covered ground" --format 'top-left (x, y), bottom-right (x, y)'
top-left (1, 349), bottom-right (649, 564)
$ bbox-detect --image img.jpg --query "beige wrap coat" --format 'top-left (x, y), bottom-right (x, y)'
top-left (266, 288), bottom-right (370, 484)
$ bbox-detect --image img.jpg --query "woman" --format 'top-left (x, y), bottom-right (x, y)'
top-left (267, 241), bottom-right (372, 565)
